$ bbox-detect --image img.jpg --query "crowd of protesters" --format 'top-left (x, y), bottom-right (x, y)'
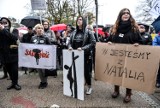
top-left (0, 7), bottom-right (160, 104)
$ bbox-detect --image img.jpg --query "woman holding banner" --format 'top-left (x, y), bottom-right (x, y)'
top-left (106, 8), bottom-right (143, 103)
top-left (31, 24), bottom-right (51, 89)
top-left (68, 16), bottom-right (96, 95)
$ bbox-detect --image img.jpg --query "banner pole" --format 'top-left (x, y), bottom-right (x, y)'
top-left (39, 10), bottom-right (42, 25)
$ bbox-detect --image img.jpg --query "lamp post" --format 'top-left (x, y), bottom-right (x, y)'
top-left (95, 0), bottom-right (98, 40)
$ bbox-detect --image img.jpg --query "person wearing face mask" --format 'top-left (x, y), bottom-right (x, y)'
top-left (0, 17), bottom-right (21, 90)
top-left (106, 8), bottom-right (143, 103)
top-left (68, 16), bottom-right (96, 95)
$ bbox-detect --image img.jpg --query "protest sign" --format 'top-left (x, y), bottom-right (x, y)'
top-left (63, 50), bottom-right (84, 100)
top-left (95, 42), bottom-right (160, 94)
top-left (19, 43), bottom-right (56, 69)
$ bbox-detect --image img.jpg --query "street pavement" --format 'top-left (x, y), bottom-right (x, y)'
top-left (0, 70), bottom-right (160, 107)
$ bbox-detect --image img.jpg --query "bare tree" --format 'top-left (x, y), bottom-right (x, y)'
top-left (71, 0), bottom-right (94, 16)
top-left (47, 0), bottom-right (72, 24)
top-left (135, 0), bottom-right (155, 23)
top-left (24, 0), bottom-right (95, 25)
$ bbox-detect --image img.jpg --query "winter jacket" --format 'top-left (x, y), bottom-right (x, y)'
top-left (31, 35), bottom-right (51, 45)
top-left (141, 32), bottom-right (152, 45)
top-left (21, 33), bottom-right (34, 43)
top-left (152, 35), bottom-right (160, 46)
top-left (107, 30), bottom-right (143, 44)
top-left (44, 29), bottom-right (57, 44)
top-left (69, 29), bottom-right (96, 54)
top-left (0, 28), bottom-right (18, 63)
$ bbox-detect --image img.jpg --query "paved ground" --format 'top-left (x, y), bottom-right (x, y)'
top-left (0, 70), bottom-right (160, 107)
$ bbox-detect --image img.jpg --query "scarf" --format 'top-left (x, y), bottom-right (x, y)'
top-left (44, 28), bottom-right (49, 32)
top-left (117, 20), bottom-right (132, 34)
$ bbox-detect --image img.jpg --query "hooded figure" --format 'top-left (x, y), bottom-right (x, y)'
top-left (0, 17), bottom-right (11, 31)
top-left (0, 17), bottom-right (18, 63)
top-left (68, 16), bottom-right (96, 95)
top-left (0, 17), bottom-right (21, 90)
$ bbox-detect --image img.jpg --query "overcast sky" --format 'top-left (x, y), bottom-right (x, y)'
top-left (98, 0), bottom-right (138, 25)
top-left (0, 0), bottom-right (30, 22)
top-left (0, 0), bottom-right (138, 25)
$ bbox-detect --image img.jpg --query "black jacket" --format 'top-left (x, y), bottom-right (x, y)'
top-left (21, 33), bottom-right (34, 43)
top-left (107, 30), bottom-right (143, 44)
top-left (140, 32), bottom-right (152, 45)
top-left (31, 35), bottom-right (51, 45)
top-left (69, 29), bottom-right (96, 54)
top-left (0, 29), bottom-right (18, 63)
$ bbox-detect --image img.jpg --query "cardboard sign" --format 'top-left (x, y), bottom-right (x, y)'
top-left (95, 42), bottom-right (160, 94)
top-left (19, 43), bottom-right (56, 69)
top-left (63, 50), bottom-right (84, 100)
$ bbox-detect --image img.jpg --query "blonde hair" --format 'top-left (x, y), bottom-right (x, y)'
top-left (34, 24), bottom-right (44, 30)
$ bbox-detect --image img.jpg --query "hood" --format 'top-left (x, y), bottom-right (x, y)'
top-left (0, 17), bottom-right (11, 30)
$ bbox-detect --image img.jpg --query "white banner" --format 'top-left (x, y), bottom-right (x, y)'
top-left (31, 0), bottom-right (46, 10)
top-left (149, 0), bottom-right (160, 18)
top-left (63, 50), bottom-right (84, 100)
top-left (19, 43), bottom-right (56, 69)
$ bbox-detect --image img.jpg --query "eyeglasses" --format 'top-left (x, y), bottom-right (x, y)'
top-left (43, 24), bottom-right (48, 25)
top-left (122, 12), bottom-right (130, 15)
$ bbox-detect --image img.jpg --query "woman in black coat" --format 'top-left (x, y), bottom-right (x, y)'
top-left (107, 8), bottom-right (143, 103)
top-left (69, 16), bottom-right (96, 95)
top-left (0, 17), bottom-right (21, 90)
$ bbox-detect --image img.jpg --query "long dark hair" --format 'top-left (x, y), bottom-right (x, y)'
top-left (76, 16), bottom-right (87, 33)
top-left (111, 8), bottom-right (139, 35)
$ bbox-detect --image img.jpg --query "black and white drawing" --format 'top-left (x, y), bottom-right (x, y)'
top-left (63, 50), bottom-right (84, 100)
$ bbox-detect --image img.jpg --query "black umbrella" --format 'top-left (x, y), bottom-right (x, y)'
top-left (20, 16), bottom-right (45, 28)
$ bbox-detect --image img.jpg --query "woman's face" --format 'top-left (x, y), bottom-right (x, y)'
top-left (43, 22), bottom-right (49, 29)
top-left (66, 26), bottom-right (71, 31)
top-left (121, 10), bottom-right (130, 21)
top-left (1, 19), bottom-right (9, 27)
top-left (138, 25), bottom-right (146, 33)
top-left (36, 26), bottom-right (44, 35)
top-left (77, 17), bottom-right (83, 27)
